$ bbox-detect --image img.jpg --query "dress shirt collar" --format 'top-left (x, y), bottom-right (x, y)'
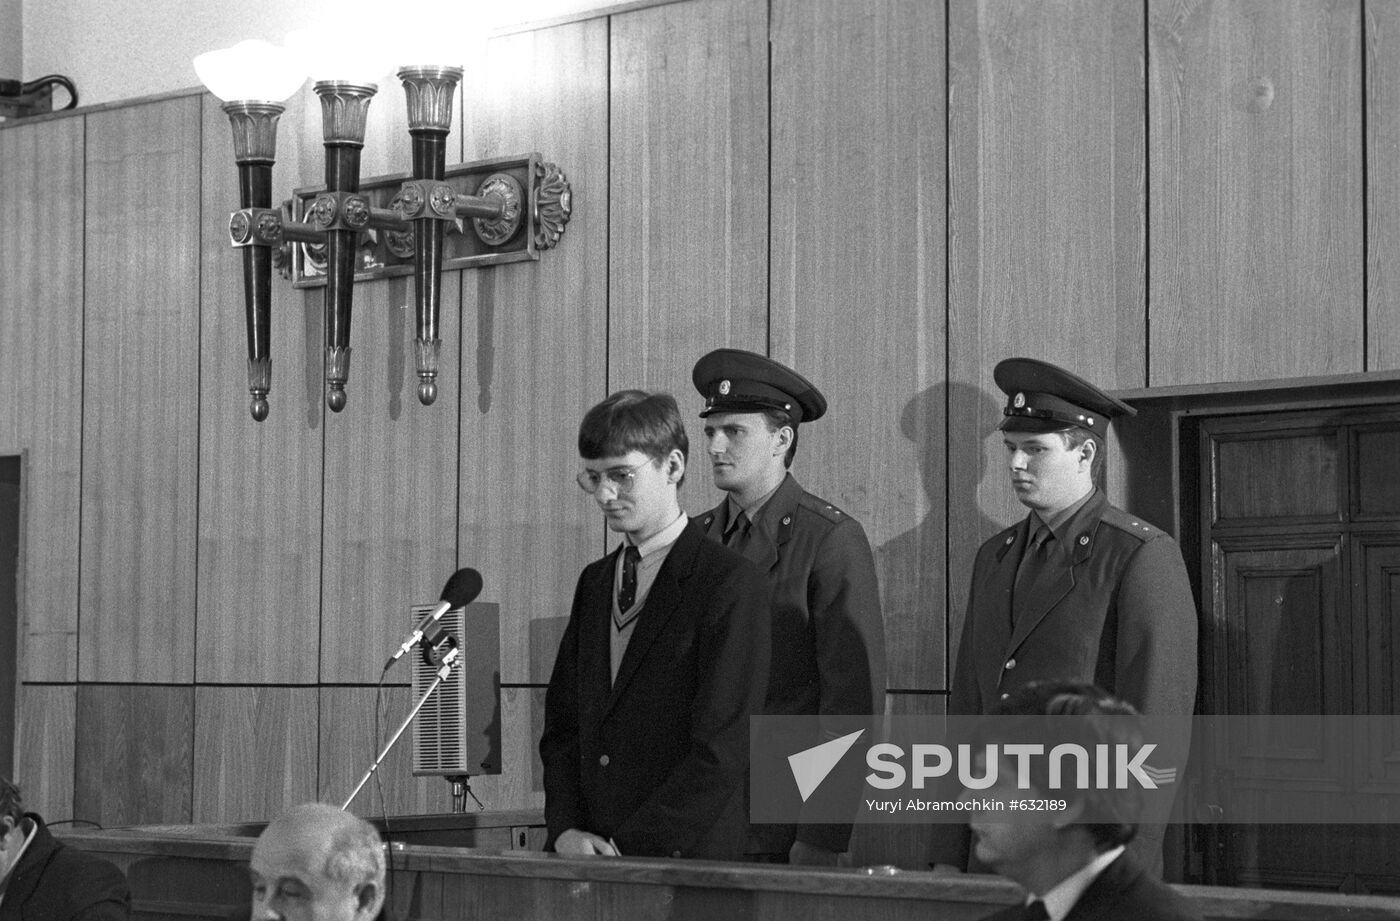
top-left (0, 816), bottom-right (38, 904)
top-left (1032, 487), bottom-right (1098, 541)
top-left (726, 478), bottom-right (783, 529)
top-left (626, 510), bottom-right (688, 558)
top-left (1032, 844), bottom-right (1125, 921)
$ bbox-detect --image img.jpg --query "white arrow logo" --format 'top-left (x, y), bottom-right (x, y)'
top-left (787, 730), bottom-right (866, 802)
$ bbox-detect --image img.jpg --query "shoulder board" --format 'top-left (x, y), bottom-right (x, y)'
top-left (795, 492), bottom-right (848, 526)
top-left (1098, 505), bottom-right (1165, 541)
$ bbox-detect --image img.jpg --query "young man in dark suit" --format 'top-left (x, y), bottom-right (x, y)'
top-left (540, 390), bottom-right (771, 860)
top-left (967, 683), bottom-right (1203, 921)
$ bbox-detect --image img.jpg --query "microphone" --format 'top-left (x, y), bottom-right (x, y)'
top-left (385, 568), bottom-right (483, 669)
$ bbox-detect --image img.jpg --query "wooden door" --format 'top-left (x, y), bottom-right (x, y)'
top-left (1198, 407), bottom-right (1400, 893)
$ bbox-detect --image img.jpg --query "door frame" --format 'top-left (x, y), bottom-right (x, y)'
top-left (1110, 370), bottom-right (1400, 886)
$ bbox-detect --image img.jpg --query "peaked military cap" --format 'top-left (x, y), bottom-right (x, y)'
top-left (692, 348), bottom-right (827, 424)
top-left (994, 357), bottom-right (1135, 438)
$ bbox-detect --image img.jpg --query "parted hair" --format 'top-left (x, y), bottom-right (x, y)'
top-left (579, 389), bottom-right (689, 484)
top-left (980, 681), bottom-right (1143, 850)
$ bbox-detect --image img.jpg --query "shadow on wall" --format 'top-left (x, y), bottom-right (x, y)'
top-left (874, 382), bottom-right (1002, 690)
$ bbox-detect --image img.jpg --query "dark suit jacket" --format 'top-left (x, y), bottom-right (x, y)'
top-left (0, 814), bottom-right (130, 921)
top-left (699, 474), bottom-right (885, 854)
top-left (937, 490), bottom-right (1198, 869)
top-left (978, 851), bottom-right (1204, 921)
top-left (539, 518), bottom-right (771, 860)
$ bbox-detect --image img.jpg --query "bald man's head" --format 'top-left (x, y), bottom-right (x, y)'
top-left (250, 804), bottom-right (384, 921)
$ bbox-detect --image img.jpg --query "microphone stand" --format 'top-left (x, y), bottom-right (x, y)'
top-left (342, 636), bottom-right (460, 811)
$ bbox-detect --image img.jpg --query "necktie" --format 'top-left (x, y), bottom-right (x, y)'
top-left (615, 545), bottom-right (641, 629)
top-left (725, 511), bottom-right (753, 554)
top-left (1022, 900), bottom-right (1050, 921)
top-left (1012, 524), bottom-right (1053, 625)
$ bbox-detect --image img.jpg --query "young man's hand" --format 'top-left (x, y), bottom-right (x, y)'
top-left (554, 828), bottom-right (621, 857)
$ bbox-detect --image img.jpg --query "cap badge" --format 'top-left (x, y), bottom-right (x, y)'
top-left (1013, 392), bottom-right (1026, 408)
top-left (718, 380), bottom-right (731, 396)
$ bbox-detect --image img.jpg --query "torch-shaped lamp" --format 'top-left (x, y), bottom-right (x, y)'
top-left (198, 24), bottom-right (570, 422)
top-left (194, 41), bottom-right (308, 421)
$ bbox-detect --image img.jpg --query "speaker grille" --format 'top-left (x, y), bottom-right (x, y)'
top-left (410, 604), bottom-right (470, 774)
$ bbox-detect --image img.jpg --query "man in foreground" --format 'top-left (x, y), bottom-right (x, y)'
top-left (966, 682), bottom-right (1203, 921)
top-left (0, 775), bottom-right (129, 921)
top-left (248, 803), bottom-right (385, 921)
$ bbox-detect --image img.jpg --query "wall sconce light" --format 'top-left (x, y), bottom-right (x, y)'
top-left (196, 35), bottom-right (571, 420)
top-left (0, 74), bottom-right (79, 119)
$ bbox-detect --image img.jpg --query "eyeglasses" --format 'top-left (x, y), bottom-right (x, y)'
top-left (576, 458), bottom-right (654, 494)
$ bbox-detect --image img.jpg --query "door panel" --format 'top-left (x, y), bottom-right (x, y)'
top-left (1200, 408), bottom-right (1400, 892)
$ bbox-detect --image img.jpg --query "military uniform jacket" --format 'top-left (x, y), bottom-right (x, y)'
top-left (949, 489), bottom-right (1197, 719)
top-left (932, 490), bottom-right (1198, 870)
top-left (539, 519), bottom-right (771, 860)
top-left (0, 813), bottom-right (130, 921)
top-left (701, 474), bottom-right (886, 854)
top-left (977, 851), bottom-right (1204, 921)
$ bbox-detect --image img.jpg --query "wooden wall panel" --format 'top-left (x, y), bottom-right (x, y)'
top-left (318, 687), bottom-right (455, 817)
top-left (74, 684), bottom-right (193, 826)
top-left (947, 0), bottom-right (1146, 674)
top-left (192, 687), bottom-right (318, 823)
top-left (14, 685), bottom-right (75, 822)
top-left (0, 117), bottom-right (83, 682)
top-left (770, 0), bottom-right (946, 691)
top-left (1149, 0), bottom-right (1363, 384)
top-left (196, 95), bottom-right (325, 685)
top-left (319, 272), bottom-right (461, 683)
top-left (1369, 0), bottom-right (1400, 371)
top-left (437, 686), bottom-right (546, 814)
top-left (609, 0), bottom-right (769, 517)
top-left (79, 95), bottom-right (202, 683)
top-left (458, 20), bottom-right (609, 685)
top-left (318, 686), bottom-right (542, 818)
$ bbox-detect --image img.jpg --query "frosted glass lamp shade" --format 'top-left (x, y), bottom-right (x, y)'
top-left (385, 7), bottom-right (480, 69)
top-left (287, 26), bottom-right (395, 86)
top-left (194, 40), bottom-right (307, 103)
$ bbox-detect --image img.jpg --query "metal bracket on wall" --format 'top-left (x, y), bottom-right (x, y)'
top-left (284, 152), bottom-right (571, 286)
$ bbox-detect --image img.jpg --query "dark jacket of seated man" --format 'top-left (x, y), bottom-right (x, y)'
top-left (969, 682), bottom-right (1203, 921)
top-left (0, 809), bottom-right (130, 921)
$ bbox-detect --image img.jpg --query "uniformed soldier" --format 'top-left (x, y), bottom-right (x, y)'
top-left (934, 357), bottom-right (1199, 876)
top-left (692, 348), bottom-right (886, 866)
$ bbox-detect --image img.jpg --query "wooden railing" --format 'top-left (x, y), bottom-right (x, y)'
top-left (59, 818), bottom-right (1400, 921)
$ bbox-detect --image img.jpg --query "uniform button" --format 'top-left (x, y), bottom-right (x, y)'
top-left (599, 754), bottom-right (609, 767)
top-left (1000, 693), bottom-right (1010, 700)
top-left (1004, 658), bottom-right (1016, 670)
